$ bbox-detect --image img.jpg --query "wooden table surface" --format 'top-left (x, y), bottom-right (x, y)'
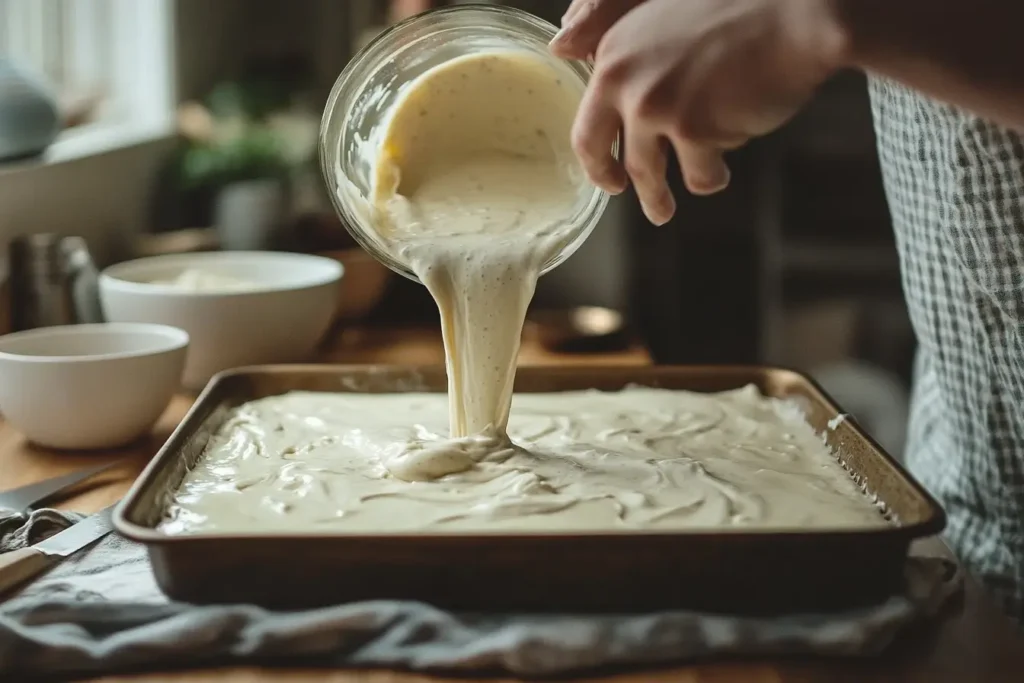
top-left (1, 326), bottom-right (1021, 683)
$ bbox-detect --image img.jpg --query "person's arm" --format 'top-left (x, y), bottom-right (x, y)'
top-left (831, 0), bottom-right (1024, 130)
top-left (389, 0), bottom-right (433, 23)
top-left (552, 0), bottom-right (1024, 225)
top-left (553, 0), bottom-right (1024, 129)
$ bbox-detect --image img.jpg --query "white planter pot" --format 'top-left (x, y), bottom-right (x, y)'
top-left (214, 179), bottom-right (289, 251)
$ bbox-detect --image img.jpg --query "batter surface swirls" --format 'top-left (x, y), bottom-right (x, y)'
top-left (159, 385), bottom-right (886, 535)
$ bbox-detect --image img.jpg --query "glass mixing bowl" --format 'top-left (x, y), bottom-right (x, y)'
top-left (318, 3), bottom-right (613, 282)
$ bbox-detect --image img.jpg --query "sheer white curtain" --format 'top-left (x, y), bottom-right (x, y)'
top-left (0, 0), bottom-right (112, 100)
top-left (0, 0), bottom-right (172, 135)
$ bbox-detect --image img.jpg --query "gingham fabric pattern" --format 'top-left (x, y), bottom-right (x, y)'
top-left (869, 76), bottom-right (1024, 620)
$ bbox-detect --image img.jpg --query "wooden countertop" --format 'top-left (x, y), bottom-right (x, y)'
top-left (1, 326), bottom-right (1021, 683)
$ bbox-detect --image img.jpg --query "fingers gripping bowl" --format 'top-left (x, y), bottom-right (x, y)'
top-left (99, 252), bottom-right (341, 389)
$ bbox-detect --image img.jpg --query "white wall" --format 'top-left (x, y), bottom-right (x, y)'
top-left (0, 139), bottom-right (174, 266)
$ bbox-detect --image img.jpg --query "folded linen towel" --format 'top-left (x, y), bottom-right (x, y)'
top-left (0, 509), bottom-right (962, 679)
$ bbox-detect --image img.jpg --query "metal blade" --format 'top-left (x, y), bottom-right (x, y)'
top-left (33, 505), bottom-right (116, 558)
top-left (0, 461), bottom-right (121, 512)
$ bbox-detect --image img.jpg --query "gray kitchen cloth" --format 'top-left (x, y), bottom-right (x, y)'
top-left (0, 509), bottom-right (963, 680)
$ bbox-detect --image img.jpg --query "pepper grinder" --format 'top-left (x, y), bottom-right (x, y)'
top-left (7, 234), bottom-right (103, 331)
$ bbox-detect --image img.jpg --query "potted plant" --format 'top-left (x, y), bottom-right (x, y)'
top-left (175, 75), bottom-right (320, 251)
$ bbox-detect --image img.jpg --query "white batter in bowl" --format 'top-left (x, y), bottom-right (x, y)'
top-left (319, 4), bottom-right (611, 283)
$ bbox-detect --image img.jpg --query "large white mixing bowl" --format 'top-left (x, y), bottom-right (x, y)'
top-left (100, 251), bottom-right (342, 389)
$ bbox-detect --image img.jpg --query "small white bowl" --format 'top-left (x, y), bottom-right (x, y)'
top-left (0, 323), bottom-right (188, 450)
top-left (99, 251), bottom-right (342, 389)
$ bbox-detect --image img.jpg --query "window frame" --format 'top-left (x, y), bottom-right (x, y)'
top-left (0, 0), bottom-right (177, 166)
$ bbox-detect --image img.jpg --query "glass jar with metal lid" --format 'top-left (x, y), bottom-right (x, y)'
top-left (318, 3), bottom-right (613, 282)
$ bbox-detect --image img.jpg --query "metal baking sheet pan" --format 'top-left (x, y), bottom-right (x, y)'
top-left (116, 365), bottom-right (945, 614)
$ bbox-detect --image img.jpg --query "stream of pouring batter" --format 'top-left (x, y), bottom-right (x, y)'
top-left (360, 50), bottom-right (588, 475)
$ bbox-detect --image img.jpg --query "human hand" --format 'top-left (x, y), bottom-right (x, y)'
top-left (567, 0), bottom-right (847, 224)
top-left (550, 0), bottom-right (646, 61)
top-left (389, 0), bottom-right (433, 23)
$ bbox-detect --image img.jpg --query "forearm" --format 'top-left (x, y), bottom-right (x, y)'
top-left (828, 0), bottom-right (1024, 129)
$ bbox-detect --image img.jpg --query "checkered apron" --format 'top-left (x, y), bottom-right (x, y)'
top-left (869, 77), bottom-right (1024, 619)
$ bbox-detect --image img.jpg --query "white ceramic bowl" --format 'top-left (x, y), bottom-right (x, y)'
top-left (99, 251), bottom-right (342, 389)
top-left (0, 323), bottom-right (188, 450)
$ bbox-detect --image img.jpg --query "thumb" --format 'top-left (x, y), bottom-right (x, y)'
top-left (550, 0), bottom-right (637, 60)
